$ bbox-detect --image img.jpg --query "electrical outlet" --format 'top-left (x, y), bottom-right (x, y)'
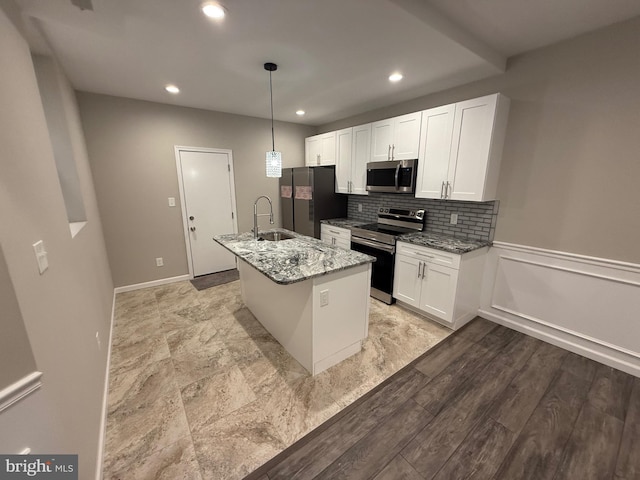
top-left (168, 197), bottom-right (176, 207)
top-left (358, 204), bottom-right (363, 213)
top-left (320, 289), bottom-right (329, 307)
top-left (156, 257), bottom-right (164, 267)
top-left (450, 213), bottom-right (458, 225)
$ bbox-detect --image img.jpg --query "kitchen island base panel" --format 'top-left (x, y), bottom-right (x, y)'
top-left (238, 260), bottom-right (371, 375)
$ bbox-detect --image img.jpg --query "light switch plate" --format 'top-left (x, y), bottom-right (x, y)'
top-left (320, 289), bottom-right (329, 307)
top-left (450, 213), bottom-right (458, 225)
top-left (168, 197), bottom-right (176, 207)
top-left (32, 240), bottom-right (48, 274)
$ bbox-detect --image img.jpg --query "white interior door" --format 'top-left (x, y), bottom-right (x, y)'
top-left (177, 148), bottom-right (237, 277)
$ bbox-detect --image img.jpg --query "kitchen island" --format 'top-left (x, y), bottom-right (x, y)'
top-left (214, 229), bottom-right (375, 375)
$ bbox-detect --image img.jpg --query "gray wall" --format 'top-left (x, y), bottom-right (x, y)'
top-left (0, 245), bottom-right (37, 389)
top-left (77, 93), bottom-right (315, 287)
top-left (0, 6), bottom-right (114, 476)
top-left (320, 16), bottom-right (640, 264)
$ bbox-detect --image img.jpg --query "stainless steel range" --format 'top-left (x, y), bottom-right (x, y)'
top-left (350, 207), bottom-right (425, 304)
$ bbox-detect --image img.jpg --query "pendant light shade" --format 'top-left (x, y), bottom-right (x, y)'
top-left (264, 62), bottom-right (282, 178)
top-left (266, 150), bottom-right (282, 177)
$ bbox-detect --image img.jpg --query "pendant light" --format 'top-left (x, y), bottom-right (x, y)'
top-left (264, 62), bottom-right (282, 178)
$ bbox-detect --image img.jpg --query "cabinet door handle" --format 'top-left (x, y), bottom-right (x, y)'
top-left (446, 181), bottom-right (452, 198)
top-left (391, 144), bottom-right (395, 160)
top-left (421, 261), bottom-right (426, 278)
top-left (387, 144), bottom-right (391, 161)
top-left (332, 237), bottom-right (336, 246)
top-left (417, 261), bottom-right (421, 278)
top-left (317, 154), bottom-right (321, 165)
top-left (441, 181), bottom-right (446, 199)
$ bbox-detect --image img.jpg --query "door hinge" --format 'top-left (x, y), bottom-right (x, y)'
top-left (227, 164), bottom-right (230, 172)
top-left (231, 212), bottom-right (234, 219)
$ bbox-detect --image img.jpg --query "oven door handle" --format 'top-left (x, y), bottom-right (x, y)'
top-left (351, 236), bottom-right (395, 254)
top-left (394, 163), bottom-right (401, 191)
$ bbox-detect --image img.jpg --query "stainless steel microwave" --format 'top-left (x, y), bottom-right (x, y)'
top-left (366, 159), bottom-right (418, 194)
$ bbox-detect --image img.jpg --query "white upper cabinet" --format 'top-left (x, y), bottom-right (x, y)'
top-left (335, 124), bottom-right (370, 195)
top-left (350, 124), bottom-right (371, 195)
top-left (305, 131), bottom-right (337, 166)
top-left (415, 104), bottom-right (455, 199)
top-left (416, 93), bottom-right (510, 201)
top-left (392, 112), bottom-right (422, 160)
top-left (370, 120), bottom-right (393, 162)
top-left (335, 128), bottom-right (352, 194)
top-left (370, 112), bottom-right (421, 162)
top-left (305, 135), bottom-right (321, 166)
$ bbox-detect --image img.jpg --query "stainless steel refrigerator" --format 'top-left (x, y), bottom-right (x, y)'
top-left (280, 166), bottom-right (347, 239)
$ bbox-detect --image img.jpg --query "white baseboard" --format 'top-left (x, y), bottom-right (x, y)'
top-left (114, 274), bottom-right (190, 293)
top-left (0, 371), bottom-right (43, 414)
top-left (481, 242), bottom-right (640, 377)
top-left (95, 290), bottom-right (116, 480)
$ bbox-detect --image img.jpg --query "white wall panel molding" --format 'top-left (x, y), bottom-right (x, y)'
top-left (480, 242), bottom-right (640, 377)
top-left (0, 371), bottom-right (43, 414)
top-left (114, 274), bottom-right (190, 293)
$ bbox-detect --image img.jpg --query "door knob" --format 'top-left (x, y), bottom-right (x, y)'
top-left (190, 226), bottom-right (196, 232)
top-left (189, 216), bottom-right (195, 221)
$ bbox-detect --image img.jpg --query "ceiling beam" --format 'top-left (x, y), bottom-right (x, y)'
top-left (389, 0), bottom-right (506, 73)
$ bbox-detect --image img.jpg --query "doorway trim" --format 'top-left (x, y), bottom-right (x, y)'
top-left (174, 145), bottom-right (238, 279)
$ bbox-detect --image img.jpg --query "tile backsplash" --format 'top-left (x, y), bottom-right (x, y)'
top-left (346, 193), bottom-right (499, 242)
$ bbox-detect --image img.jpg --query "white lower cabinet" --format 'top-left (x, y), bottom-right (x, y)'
top-left (393, 241), bottom-right (487, 329)
top-left (321, 224), bottom-right (351, 250)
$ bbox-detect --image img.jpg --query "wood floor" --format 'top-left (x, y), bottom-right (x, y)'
top-left (244, 318), bottom-right (640, 480)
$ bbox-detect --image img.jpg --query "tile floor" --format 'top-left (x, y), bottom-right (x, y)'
top-left (102, 279), bottom-right (451, 479)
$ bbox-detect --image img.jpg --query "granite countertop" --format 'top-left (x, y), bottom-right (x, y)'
top-left (323, 217), bottom-right (489, 255)
top-left (398, 231), bottom-right (490, 254)
top-left (213, 228), bottom-right (375, 285)
top-left (321, 218), bottom-right (369, 228)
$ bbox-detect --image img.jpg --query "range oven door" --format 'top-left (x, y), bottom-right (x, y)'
top-left (351, 236), bottom-right (395, 305)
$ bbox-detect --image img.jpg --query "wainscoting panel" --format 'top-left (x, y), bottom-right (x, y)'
top-left (479, 242), bottom-right (640, 377)
top-left (0, 371), bottom-right (43, 414)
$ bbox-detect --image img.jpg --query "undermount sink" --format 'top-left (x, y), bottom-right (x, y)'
top-left (258, 231), bottom-right (296, 242)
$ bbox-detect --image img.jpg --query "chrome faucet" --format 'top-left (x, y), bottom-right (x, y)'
top-left (253, 195), bottom-right (274, 239)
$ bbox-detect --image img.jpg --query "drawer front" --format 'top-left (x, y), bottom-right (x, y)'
top-left (335, 237), bottom-right (351, 250)
top-left (321, 224), bottom-right (351, 241)
top-left (396, 241), bottom-right (460, 269)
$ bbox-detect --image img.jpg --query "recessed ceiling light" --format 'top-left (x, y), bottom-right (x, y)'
top-left (296, 110), bottom-right (305, 116)
top-left (202, 2), bottom-right (225, 19)
top-left (165, 85), bottom-right (180, 94)
top-left (389, 72), bottom-right (403, 82)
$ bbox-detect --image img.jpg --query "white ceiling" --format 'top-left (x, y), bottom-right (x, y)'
top-left (13, 0), bottom-right (640, 125)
